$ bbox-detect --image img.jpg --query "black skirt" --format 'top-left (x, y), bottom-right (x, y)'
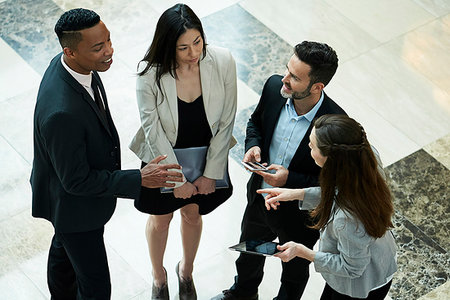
top-left (135, 95), bottom-right (233, 215)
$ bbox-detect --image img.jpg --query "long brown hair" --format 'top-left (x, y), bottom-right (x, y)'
top-left (310, 115), bottom-right (394, 238)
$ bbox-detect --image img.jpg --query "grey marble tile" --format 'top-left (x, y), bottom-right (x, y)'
top-left (389, 213), bottom-right (449, 300)
top-left (385, 150), bottom-right (450, 300)
top-left (386, 149), bottom-right (449, 251)
top-left (201, 4), bottom-right (292, 95)
top-left (0, 0), bottom-right (63, 74)
top-left (419, 281), bottom-right (450, 300)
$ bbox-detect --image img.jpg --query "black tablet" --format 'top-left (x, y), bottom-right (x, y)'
top-left (229, 240), bottom-right (281, 256)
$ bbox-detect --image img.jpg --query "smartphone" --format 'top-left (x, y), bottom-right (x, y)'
top-left (241, 161), bottom-right (269, 171)
top-left (229, 240), bottom-right (281, 256)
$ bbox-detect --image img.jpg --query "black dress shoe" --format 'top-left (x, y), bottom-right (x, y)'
top-left (210, 289), bottom-right (258, 300)
top-left (176, 261), bottom-right (197, 300)
top-left (151, 267), bottom-right (169, 300)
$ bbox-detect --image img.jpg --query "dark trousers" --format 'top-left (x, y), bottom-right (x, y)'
top-left (47, 227), bottom-right (111, 300)
top-left (320, 281), bottom-right (392, 300)
top-left (231, 195), bottom-right (320, 299)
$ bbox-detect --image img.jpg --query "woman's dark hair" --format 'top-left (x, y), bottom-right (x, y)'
top-left (310, 114), bottom-right (394, 238)
top-left (54, 8), bottom-right (100, 49)
top-left (294, 41), bottom-right (338, 87)
top-left (138, 3), bottom-right (207, 91)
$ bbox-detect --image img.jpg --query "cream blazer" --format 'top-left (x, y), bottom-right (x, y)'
top-left (129, 46), bottom-right (237, 187)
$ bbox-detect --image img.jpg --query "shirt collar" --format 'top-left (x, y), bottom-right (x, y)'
top-left (60, 54), bottom-right (93, 88)
top-left (286, 91), bottom-right (325, 121)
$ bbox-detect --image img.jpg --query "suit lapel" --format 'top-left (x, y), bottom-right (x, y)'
top-left (199, 51), bottom-right (212, 114)
top-left (57, 57), bottom-right (112, 136)
top-left (264, 96), bottom-right (286, 155)
top-left (160, 73), bottom-right (178, 131)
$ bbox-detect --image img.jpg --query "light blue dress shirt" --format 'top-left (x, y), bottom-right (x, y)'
top-left (261, 92), bottom-right (324, 191)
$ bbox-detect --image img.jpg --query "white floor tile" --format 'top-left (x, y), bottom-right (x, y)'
top-left (144, 0), bottom-right (241, 18)
top-left (0, 88), bottom-right (37, 164)
top-left (0, 39), bottom-right (41, 102)
top-left (0, 137), bottom-right (32, 221)
top-left (237, 78), bottom-right (260, 111)
top-left (0, 269), bottom-right (46, 300)
top-left (19, 251), bottom-right (50, 299)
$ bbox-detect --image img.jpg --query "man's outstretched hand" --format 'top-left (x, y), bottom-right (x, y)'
top-left (140, 155), bottom-right (183, 188)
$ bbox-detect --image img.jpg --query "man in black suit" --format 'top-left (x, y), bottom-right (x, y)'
top-left (213, 42), bottom-right (347, 300)
top-left (30, 8), bottom-right (183, 300)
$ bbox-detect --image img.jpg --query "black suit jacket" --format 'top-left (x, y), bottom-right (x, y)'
top-left (31, 53), bottom-right (141, 233)
top-left (245, 74), bottom-right (347, 205)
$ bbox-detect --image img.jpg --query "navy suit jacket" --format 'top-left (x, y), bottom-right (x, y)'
top-left (245, 74), bottom-right (347, 206)
top-left (31, 53), bottom-right (141, 233)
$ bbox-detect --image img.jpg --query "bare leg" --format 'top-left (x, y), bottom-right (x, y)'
top-left (146, 213), bottom-right (173, 287)
top-left (179, 204), bottom-right (202, 279)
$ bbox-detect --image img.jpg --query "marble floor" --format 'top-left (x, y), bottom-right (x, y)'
top-left (0, 0), bottom-right (449, 299)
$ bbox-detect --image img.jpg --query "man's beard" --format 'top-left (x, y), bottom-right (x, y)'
top-left (280, 84), bottom-right (311, 100)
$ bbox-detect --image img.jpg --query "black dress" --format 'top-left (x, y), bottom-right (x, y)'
top-left (136, 95), bottom-right (233, 215)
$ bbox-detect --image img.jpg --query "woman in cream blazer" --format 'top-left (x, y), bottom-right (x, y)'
top-left (129, 4), bottom-right (237, 300)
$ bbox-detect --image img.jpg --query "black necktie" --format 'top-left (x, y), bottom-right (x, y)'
top-left (91, 75), bottom-right (107, 120)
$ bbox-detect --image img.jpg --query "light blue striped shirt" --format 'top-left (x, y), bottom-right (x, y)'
top-left (261, 92), bottom-right (324, 190)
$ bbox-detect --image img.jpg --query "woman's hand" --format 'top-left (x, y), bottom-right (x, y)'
top-left (193, 176), bottom-right (216, 195)
top-left (256, 188), bottom-right (305, 210)
top-left (275, 242), bottom-right (315, 262)
top-left (173, 182), bottom-right (198, 199)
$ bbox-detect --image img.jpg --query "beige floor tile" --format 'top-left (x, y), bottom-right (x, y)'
top-left (334, 41), bottom-right (450, 148)
top-left (381, 17), bottom-right (450, 96)
top-left (423, 134), bottom-right (450, 169)
top-left (413, 0), bottom-right (450, 17)
top-left (324, 0), bottom-right (435, 43)
top-left (240, 0), bottom-right (380, 62)
top-left (326, 83), bottom-right (421, 167)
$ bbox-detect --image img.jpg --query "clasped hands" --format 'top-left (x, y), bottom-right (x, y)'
top-left (140, 155), bottom-right (215, 199)
top-left (173, 176), bottom-right (215, 199)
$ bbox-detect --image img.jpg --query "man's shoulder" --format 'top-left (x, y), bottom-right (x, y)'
top-left (266, 74), bottom-right (283, 85)
top-left (320, 92), bottom-right (347, 115)
top-left (262, 74), bottom-right (283, 94)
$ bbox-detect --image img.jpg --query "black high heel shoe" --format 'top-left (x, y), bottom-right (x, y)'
top-left (151, 267), bottom-right (169, 300)
top-left (176, 261), bottom-right (197, 300)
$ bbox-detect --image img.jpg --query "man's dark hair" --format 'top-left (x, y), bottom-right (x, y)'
top-left (294, 41), bottom-right (338, 87)
top-left (54, 8), bottom-right (100, 49)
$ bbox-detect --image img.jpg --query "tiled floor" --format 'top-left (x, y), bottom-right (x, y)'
top-left (0, 0), bottom-right (449, 299)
